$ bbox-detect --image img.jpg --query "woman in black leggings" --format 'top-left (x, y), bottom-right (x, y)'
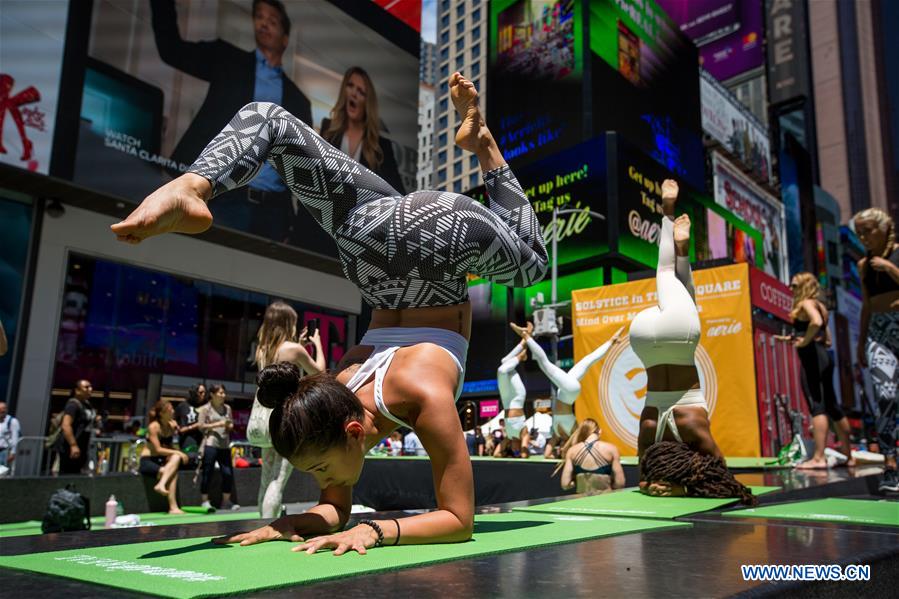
top-left (777, 273), bottom-right (853, 469)
top-left (198, 384), bottom-right (238, 510)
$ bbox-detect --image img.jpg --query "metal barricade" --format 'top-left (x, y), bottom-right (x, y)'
top-left (7, 436), bottom-right (49, 476)
top-left (90, 436), bottom-right (144, 474)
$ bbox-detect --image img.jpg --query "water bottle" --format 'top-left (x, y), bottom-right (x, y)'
top-left (105, 494), bottom-right (118, 528)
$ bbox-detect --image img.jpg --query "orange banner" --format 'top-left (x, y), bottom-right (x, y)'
top-left (571, 263), bottom-right (760, 456)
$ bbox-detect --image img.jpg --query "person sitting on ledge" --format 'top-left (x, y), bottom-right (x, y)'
top-left (139, 399), bottom-right (188, 514)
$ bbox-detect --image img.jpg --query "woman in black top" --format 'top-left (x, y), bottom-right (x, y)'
top-left (319, 66), bottom-right (406, 195)
top-left (174, 383), bottom-right (206, 452)
top-left (140, 399), bottom-right (188, 513)
top-left (777, 273), bottom-right (853, 469)
top-left (854, 208), bottom-right (899, 492)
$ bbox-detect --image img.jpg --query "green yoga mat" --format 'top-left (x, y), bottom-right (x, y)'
top-left (513, 486), bottom-right (781, 520)
top-left (366, 455), bottom-right (561, 464)
top-left (724, 498), bottom-right (899, 527)
top-left (618, 455), bottom-right (787, 469)
top-left (0, 512), bottom-right (688, 598)
top-left (0, 511), bottom-right (260, 539)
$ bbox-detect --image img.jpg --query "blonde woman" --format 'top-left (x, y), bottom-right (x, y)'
top-left (853, 208), bottom-right (899, 492)
top-left (250, 301), bottom-right (325, 518)
top-left (556, 419), bottom-right (624, 495)
top-left (776, 273), bottom-right (853, 469)
top-left (320, 66), bottom-right (405, 194)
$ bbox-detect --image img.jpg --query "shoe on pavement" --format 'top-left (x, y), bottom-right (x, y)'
top-left (878, 468), bottom-right (899, 493)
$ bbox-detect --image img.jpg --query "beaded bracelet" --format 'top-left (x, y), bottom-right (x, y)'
top-left (358, 519), bottom-right (384, 547)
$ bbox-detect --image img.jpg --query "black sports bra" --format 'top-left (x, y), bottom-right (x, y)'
top-left (863, 247), bottom-right (899, 296)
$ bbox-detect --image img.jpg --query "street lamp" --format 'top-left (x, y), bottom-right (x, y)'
top-left (532, 205), bottom-right (606, 399)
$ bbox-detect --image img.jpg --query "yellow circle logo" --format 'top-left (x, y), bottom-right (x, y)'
top-left (597, 338), bottom-right (718, 449)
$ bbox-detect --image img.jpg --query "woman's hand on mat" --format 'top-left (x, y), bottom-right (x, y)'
top-left (293, 524), bottom-right (378, 556)
top-left (213, 518), bottom-right (304, 546)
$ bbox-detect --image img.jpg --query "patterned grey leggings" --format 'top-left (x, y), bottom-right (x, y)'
top-left (188, 102), bottom-right (547, 309)
top-left (867, 312), bottom-right (899, 459)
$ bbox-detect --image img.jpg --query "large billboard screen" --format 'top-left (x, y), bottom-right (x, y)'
top-left (613, 135), bottom-right (763, 271)
top-left (488, 0), bottom-right (703, 188)
top-left (67, 0), bottom-right (420, 255)
top-left (700, 69), bottom-right (772, 184)
top-left (711, 152), bottom-right (786, 281)
top-left (0, 1), bottom-right (70, 175)
top-left (489, 0), bottom-right (586, 167)
top-left (658, 0), bottom-right (764, 82)
top-left (588, 0), bottom-right (704, 189)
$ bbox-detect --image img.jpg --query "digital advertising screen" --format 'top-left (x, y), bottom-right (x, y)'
top-left (489, 0), bottom-right (586, 167)
top-left (657, 0), bottom-right (764, 82)
top-left (468, 136), bottom-right (609, 269)
top-left (711, 152), bottom-right (786, 281)
top-left (0, 1), bottom-right (70, 175)
top-left (700, 69), bottom-right (771, 184)
top-left (66, 0), bottom-right (420, 255)
top-left (588, 0), bottom-right (704, 189)
top-left (488, 0), bottom-right (702, 187)
top-left (613, 134), bottom-right (763, 270)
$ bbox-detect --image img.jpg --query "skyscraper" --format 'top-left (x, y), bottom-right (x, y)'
top-left (433, 0), bottom-right (488, 194)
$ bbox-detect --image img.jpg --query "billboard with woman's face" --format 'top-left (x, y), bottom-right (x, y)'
top-left (63, 0), bottom-right (420, 255)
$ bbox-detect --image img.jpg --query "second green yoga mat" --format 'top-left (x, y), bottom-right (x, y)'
top-left (724, 498), bottom-right (899, 527)
top-left (0, 510), bottom-right (260, 539)
top-left (513, 486), bottom-right (781, 520)
top-left (0, 512), bottom-right (688, 598)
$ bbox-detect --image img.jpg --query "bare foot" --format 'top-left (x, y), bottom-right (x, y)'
top-left (509, 321), bottom-right (534, 339)
top-left (153, 482), bottom-right (169, 497)
top-left (168, 508), bottom-right (186, 515)
top-left (111, 173), bottom-right (213, 244)
top-left (795, 458), bottom-right (829, 470)
top-left (639, 480), bottom-right (686, 497)
top-left (661, 179), bottom-right (679, 216)
top-left (673, 214), bottom-right (691, 257)
top-left (449, 72), bottom-right (492, 153)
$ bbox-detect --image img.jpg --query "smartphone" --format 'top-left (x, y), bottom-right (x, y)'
top-left (306, 318), bottom-right (319, 337)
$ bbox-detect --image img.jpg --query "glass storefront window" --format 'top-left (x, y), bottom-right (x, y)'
top-left (0, 196), bottom-right (34, 402)
top-left (50, 253), bottom-right (352, 437)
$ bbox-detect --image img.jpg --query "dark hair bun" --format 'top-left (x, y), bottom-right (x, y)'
top-left (256, 362), bottom-right (301, 409)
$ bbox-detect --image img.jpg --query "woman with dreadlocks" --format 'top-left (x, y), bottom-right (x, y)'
top-left (640, 441), bottom-right (756, 505)
top-left (629, 179), bottom-right (722, 464)
top-left (853, 208), bottom-right (899, 493)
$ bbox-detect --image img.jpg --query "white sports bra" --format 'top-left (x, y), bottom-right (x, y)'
top-left (343, 327), bottom-right (469, 430)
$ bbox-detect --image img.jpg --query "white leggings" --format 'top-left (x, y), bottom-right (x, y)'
top-left (527, 336), bottom-right (615, 405)
top-left (497, 343), bottom-right (527, 411)
top-left (497, 336), bottom-right (615, 410)
top-left (628, 217), bottom-right (699, 368)
top-left (257, 447), bottom-right (292, 519)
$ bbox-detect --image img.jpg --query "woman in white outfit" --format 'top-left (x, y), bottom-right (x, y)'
top-left (628, 179), bottom-right (721, 460)
top-left (628, 180), bottom-right (754, 503)
top-left (249, 301), bottom-right (325, 518)
top-left (500, 323), bottom-right (624, 457)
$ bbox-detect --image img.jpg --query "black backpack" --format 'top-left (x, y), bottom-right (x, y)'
top-left (41, 485), bottom-right (91, 533)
